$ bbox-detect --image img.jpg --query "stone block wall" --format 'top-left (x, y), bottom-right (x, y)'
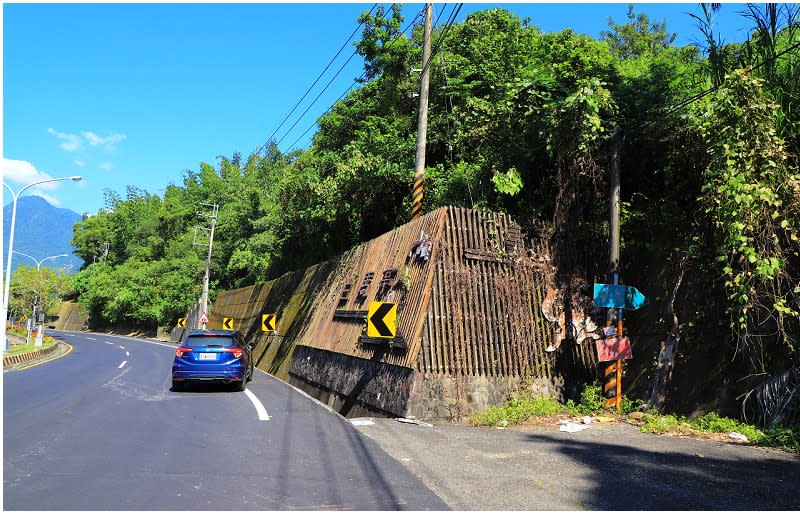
top-left (406, 372), bottom-right (561, 421)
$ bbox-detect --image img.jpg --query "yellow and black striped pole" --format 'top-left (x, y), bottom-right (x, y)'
top-left (604, 317), bottom-right (624, 410)
top-left (412, 172), bottom-right (424, 220)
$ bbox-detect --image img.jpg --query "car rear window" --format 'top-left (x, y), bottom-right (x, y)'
top-left (185, 335), bottom-right (237, 347)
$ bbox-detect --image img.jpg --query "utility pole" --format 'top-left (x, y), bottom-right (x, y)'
top-left (605, 127), bottom-right (624, 410)
top-left (411, 3), bottom-right (432, 221)
top-left (194, 203), bottom-right (218, 330)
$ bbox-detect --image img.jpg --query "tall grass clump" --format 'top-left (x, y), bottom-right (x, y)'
top-left (469, 395), bottom-right (569, 427)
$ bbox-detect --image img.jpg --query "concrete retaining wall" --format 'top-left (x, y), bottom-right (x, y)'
top-left (51, 301), bottom-right (88, 332)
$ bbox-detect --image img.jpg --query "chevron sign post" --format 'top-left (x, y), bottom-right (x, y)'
top-left (367, 302), bottom-right (397, 339)
top-left (262, 313), bottom-right (276, 333)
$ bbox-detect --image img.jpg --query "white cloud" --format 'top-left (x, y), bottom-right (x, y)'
top-left (1, 159), bottom-right (80, 202)
top-left (2, 158), bottom-right (58, 190)
top-left (74, 159), bottom-right (86, 167)
top-left (48, 127), bottom-right (83, 152)
top-left (29, 190), bottom-right (61, 206)
top-left (83, 131), bottom-right (126, 151)
top-left (48, 127), bottom-right (127, 153)
top-left (99, 162), bottom-right (113, 170)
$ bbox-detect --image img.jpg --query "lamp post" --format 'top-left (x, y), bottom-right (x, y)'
top-left (2, 176), bottom-right (81, 352)
top-left (13, 251), bottom-right (70, 271)
top-left (12, 252), bottom-right (70, 346)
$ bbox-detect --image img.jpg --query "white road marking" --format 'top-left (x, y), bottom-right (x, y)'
top-left (125, 351), bottom-right (130, 357)
top-left (118, 361), bottom-right (127, 369)
top-left (88, 337), bottom-right (97, 341)
top-left (118, 346), bottom-right (126, 350)
top-left (66, 331), bottom-right (178, 349)
top-left (351, 419), bottom-right (375, 426)
top-left (244, 389), bottom-right (270, 421)
top-left (104, 341), bottom-right (114, 345)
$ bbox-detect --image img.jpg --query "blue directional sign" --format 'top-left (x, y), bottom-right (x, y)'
top-left (593, 283), bottom-right (647, 310)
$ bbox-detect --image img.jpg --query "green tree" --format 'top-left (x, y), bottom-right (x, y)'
top-left (10, 265), bottom-right (72, 323)
top-left (601, 4), bottom-right (677, 59)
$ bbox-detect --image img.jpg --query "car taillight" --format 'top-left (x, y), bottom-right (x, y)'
top-left (176, 347), bottom-right (192, 358)
top-left (224, 348), bottom-right (243, 358)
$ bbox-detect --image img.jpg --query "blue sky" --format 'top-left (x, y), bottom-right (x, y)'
top-left (3, 2), bottom-right (755, 217)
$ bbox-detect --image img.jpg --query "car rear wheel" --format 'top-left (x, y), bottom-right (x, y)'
top-left (234, 378), bottom-right (246, 392)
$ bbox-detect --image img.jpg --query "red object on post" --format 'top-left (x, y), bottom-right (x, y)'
top-left (595, 336), bottom-right (633, 362)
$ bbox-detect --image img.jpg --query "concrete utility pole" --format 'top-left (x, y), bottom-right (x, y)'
top-left (609, 128), bottom-right (621, 283)
top-left (194, 203), bottom-right (218, 331)
top-left (411, 3), bottom-right (432, 220)
top-left (605, 127), bottom-right (623, 409)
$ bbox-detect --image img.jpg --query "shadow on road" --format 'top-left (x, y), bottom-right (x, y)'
top-left (523, 432), bottom-right (800, 510)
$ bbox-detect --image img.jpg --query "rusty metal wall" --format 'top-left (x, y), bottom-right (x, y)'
top-left (204, 206), bottom-right (596, 387)
top-left (419, 207), bottom-right (577, 378)
top-left (294, 208), bottom-right (447, 369)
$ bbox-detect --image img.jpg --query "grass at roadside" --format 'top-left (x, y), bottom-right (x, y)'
top-left (468, 384), bottom-right (800, 454)
top-left (637, 412), bottom-right (800, 453)
top-left (4, 327), bottom-right (57, 357)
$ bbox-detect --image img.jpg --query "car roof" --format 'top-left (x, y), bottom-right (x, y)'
top-left (187, 330), bottom-right (240, 337)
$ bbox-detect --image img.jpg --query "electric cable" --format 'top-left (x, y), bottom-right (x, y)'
top-left (418, 3), bottom-right (462, 83)
top-left (625, 38), bottom-right (800, 144)
top-left (285, 7), bottom-right (425, 150)
top-left (253, 3), bottom-right (378, 156)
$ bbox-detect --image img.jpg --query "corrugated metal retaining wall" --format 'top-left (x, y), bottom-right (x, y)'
top-left (197, 206), bottom-right (597, 418)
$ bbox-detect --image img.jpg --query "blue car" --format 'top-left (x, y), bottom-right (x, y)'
top-left (172, 330), bottom-right (255, 391)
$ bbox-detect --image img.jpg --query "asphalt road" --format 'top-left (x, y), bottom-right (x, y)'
top-left (351, 416), bottom-right (800, 510)
top-left (7, 331), bottom-right (800, 511)
top-left (3, 331), bottom-right (448, 510)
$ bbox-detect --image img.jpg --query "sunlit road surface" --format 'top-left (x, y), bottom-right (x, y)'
top-left (3, 331), bottom-right (449, 510)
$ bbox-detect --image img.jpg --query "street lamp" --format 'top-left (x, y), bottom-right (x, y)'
top-left (2, 176), bottom-right (81, 352)
top-left (12, 251), bottom-right (70, 271)
top-left (11, 252), bottom-right (71, 346)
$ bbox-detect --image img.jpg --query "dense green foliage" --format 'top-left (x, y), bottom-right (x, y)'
top-left (68, 5), bottom-right (799, 421)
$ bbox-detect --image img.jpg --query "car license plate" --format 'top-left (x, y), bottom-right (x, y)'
top-left (198, 353), bottom-right (216, 361)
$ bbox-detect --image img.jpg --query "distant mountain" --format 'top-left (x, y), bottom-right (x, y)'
top-left (2, 195), bottom-right (84, 274)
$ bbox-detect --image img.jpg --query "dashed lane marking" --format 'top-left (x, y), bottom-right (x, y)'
top-left (118, 361), bottom-right (127, 369)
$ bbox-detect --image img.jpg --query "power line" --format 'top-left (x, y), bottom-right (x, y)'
top-left (253, 3), bottom-right (378, 156)
top-left (627, 38), bottom-right (800, 142)
top-left (418, 3), bottom-right (462, 83)
top-left (276, 49), bottom-right (362, 147)
top-left (285, 7), bottom-right (425, 150)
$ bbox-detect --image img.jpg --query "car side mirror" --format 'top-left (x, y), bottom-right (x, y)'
top-left (248, 341), bottom-right (257, 349)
